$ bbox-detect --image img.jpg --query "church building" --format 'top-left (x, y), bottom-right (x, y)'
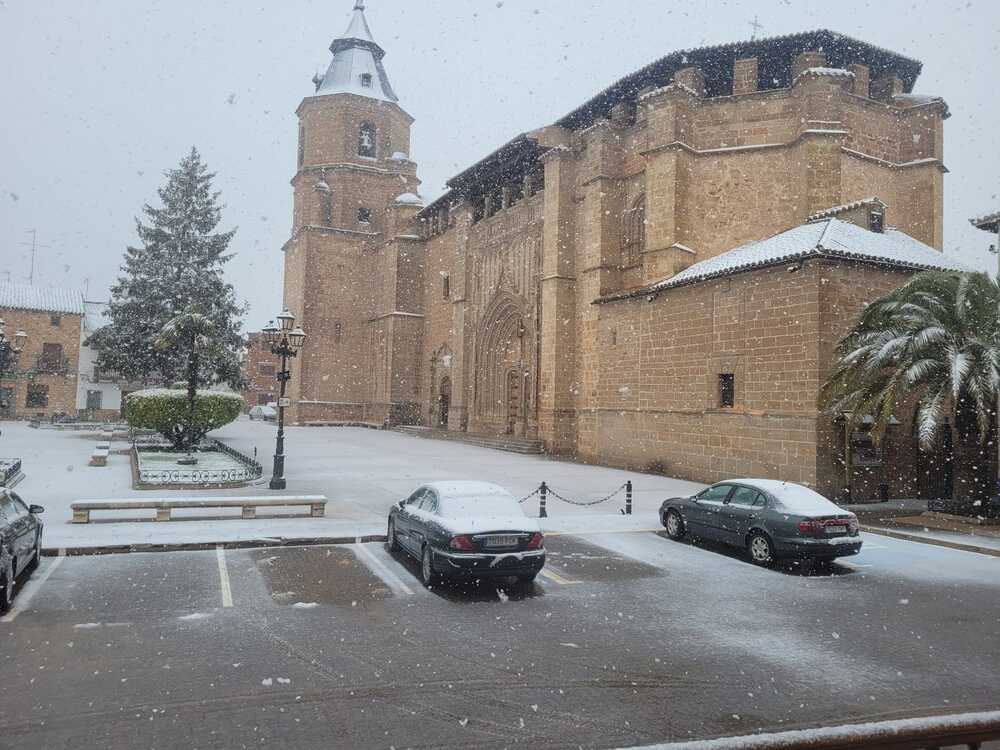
top-left (281, 2), bottom-right (964, 500)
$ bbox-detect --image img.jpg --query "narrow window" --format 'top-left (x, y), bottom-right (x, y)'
top-left (360, 73), bottom-right (373, 88)
top-left (298, 125), bottom-right (306, 168)
top-left (334, 321), bottom-right (343, 342)
top-left (358, 207), bottom-right (372, 225)
top-left (26, 384), bottom-right (49, 408)
top-left (39, 343), bottom-right (64, 373)
top-left (50, 314), bottom-right (61, 327)
top-left (442, 274), bottom-right (450, 300)
top-left (622, 195), bottom-right (646, 266)
top-left (319, 191), bottom-right (333, 226)
top-left (259, 363), bottom-right (276, 377)
top-left (719, 373), bottom-right (735, 408)
top-left (358, 121), bottom-right (376, 158)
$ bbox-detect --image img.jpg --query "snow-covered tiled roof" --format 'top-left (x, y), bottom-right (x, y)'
top-left (971, 210), bottom-right (1000, 233)
top-left (0, 282), bottom-right (85, 315)
top-left (807, 197), bottom-right (884, 222)
top-left (651, 219), bottom-right (970, 291)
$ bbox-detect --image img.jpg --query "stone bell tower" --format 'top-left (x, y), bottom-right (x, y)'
top-left (282, 0), bottom-right (421, 425)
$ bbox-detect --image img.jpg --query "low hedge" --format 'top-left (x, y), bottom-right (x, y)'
top-left (124, 388), bottom-right (243, 449)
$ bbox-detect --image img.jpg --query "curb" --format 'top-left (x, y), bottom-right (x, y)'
top-left (862, 525), bottom-right (1000, 558)
top-left (43, 534), bottom-right (389, 557)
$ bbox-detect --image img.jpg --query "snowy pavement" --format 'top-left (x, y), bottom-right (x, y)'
top-left (2, 528), bottom-right (999, 749)
top-left (2, 418), bottom-right (701, 550)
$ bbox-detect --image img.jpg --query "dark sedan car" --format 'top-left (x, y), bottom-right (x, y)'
top-left (387, 481), bottom-right (545, 587)
top-left (660, 479), bottom-right (861, 565)
top-left (0, 488), bottom-right (45, 613)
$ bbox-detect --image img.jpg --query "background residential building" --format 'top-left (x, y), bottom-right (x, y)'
top-left (241, 332), bottom-right (280, 410)
top-left (0, 283), bottom-right (85, 420)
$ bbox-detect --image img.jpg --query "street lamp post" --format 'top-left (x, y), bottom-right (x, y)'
top-left (262, 310), bottom-right (306, 491)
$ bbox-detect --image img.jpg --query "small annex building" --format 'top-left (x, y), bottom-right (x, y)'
top-left (281, 4), bottom-right (962, 500)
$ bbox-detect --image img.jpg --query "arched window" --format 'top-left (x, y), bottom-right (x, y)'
top-left (622, 194), bottom-right (646, 266)
top-left (358, 121), bottom-right (376, 158)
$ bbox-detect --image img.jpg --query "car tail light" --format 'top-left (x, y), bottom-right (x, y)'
top-left (797, 520), bottom-right (817, 535)
top-left (449, 535), bottom-right (476, 551)
top-left (848, 517), bottom-right (860, 534)
top-left (526, 532), bottom-right (544, 550)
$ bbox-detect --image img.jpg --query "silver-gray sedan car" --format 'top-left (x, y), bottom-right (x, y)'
top-left (659, 479), bottom-right (861, 565)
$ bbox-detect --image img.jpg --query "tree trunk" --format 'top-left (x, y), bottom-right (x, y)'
top-left (184, 333), bottom-right (199, 452)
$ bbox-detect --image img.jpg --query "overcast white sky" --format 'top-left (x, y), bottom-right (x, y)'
top-left (1, 0), bottom-right (998, 331)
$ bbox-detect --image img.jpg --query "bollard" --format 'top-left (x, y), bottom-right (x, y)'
top-left (625, 480), bottom-right (633, 515)
top-left (539, 481), bottom-right (548, 518)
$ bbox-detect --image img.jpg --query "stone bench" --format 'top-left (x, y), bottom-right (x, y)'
top-left (89, 448), bottom-right (110, 467)
top-left (71, 496), bottom-right (328, 524)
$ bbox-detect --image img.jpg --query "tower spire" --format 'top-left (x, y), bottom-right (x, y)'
top-left (310, 0), bottom-right (398, 102)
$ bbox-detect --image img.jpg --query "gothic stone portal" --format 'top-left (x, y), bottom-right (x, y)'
top-left (472, 295), bottom-right (537, 439)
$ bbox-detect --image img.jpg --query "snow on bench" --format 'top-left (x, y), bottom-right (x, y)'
top-left (89, 448), bottom-right (111, 467)
top-left (71, 496), bottom-right (328, 524)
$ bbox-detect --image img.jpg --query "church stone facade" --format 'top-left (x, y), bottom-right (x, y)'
top-left (282, 4), bottom-right (955, 500)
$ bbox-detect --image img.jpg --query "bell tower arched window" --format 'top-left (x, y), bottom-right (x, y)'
top-left (358, 121), bottom-right (377, 158)
top-left (622, 194), bottom-right (646, 267)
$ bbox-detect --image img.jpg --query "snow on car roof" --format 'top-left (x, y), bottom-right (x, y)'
top-left (424, 481), bottom-right (513, 499)
top-left (728, 479), bottom-right (846, 515)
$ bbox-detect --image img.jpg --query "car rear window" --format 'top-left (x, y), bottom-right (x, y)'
top-left (771, 485), bottom-right (842, 515)
top-left (437, 493), bottom-right (524, 519)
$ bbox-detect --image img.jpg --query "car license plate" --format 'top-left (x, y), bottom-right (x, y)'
top-left (825, 525), bottom-right (848, 534)
top-left (482, 535), bottom-right (519, 548)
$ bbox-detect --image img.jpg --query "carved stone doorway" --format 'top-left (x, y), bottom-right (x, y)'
top-left (438, 377), bottom-right (452, 429)
top-left (506, 370), bottom-right (521, 435)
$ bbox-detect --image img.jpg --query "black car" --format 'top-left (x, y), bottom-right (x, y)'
top-left (660, 479), bottom-right (862, 565)
top-left (387, 481), bottom-right (545, 587)
top-left (0, 488), bottom-right (45, 613)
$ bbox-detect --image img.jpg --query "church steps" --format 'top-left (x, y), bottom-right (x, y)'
top-left (392, 426), bottom-right (544, 455)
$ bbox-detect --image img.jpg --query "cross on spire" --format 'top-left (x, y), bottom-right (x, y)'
top-left (354, 1), bottom-right (365, 9)
top-left (749, 16), bottom-right (764, 40)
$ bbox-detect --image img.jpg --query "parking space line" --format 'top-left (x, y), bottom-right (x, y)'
top-left (215, 546), bottom-right (233, 608)
top-left (353, 543), bottom-right (416, 597)
top-left (1, 554), bottom-right (65, 623)
top-left (539, 566), bottom-right (582, 586)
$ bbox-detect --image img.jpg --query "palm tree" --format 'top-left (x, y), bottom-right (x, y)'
top-left (820, 270), bottom-right (1000, 502)
top-left (156, 309), bottom-right (217, 457)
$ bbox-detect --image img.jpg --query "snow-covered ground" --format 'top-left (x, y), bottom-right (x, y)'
top-left (3, 419), bottom-right (702, 550)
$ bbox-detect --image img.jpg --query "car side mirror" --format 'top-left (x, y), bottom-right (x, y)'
top-left (397, 500), bottom-right (406, 509)
top-left (29, 505), bottom-right (44, 515)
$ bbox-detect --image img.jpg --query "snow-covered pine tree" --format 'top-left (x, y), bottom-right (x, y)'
top-left (89, 148), bottom-right (246, 389)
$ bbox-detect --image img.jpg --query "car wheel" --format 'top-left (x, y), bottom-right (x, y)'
top-left (748, 532), bottom-right (775, 566)
top-left (387, 519), bottom-right (400, 553)
top-left (0, 557), bottom-right (13, 614)
top-left (421, 546), bottom-right (442, 588)
top-left (664, 509), bottom-right (686, 540)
